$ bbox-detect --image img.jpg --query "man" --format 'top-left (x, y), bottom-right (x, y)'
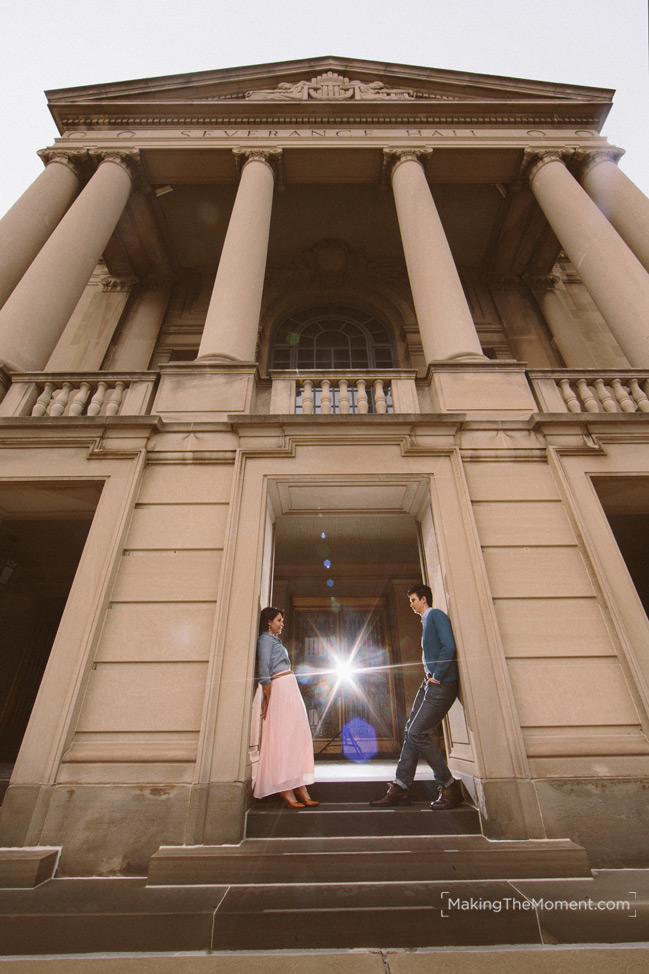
top-left (370, 583), bottom-right (463, 810)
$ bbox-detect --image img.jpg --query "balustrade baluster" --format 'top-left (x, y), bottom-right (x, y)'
top-left (628, 378), bottom-right (649, 412)
top-left (31, 382), bottom-right (55, 417)
top-left (49, 382), bottom-right (72, 416)
top-left (302, 380), bottom-right (314, 415)
top-left (610, 378), bottom-right (635, 412)
top-left (576, 379), bottom-right (599, 412)
top-left (105, 381), bottom-right (126, 416)
top-left (320, 379), bottom-right (332, 414)
top-left (356, 379), bottom-right (368, 414)
top-left (558, 379), bottom-right (581, 413)
top-left (69, 382), bottom-right (92, 416)
top-left (338, 379), bottom-right (350, 414)
top-left (374, 379), bottom-right (387, 414)
top-left (87, 381), bottom-right (107, 416)
top-left (593, 379), bottom-right (617, 412)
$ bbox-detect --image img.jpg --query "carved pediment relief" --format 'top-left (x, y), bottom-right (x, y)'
top-left (242, 71), bottom-right (455, 102)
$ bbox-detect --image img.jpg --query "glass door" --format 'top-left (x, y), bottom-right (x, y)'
top-left (290, 597), bottom-right (400, 756)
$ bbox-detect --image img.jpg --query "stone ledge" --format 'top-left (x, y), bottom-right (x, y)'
top-left (0, 848), bottom-right (60, 888)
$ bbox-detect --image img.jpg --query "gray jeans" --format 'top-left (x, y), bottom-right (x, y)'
top-left (394, 678), bottom-right (458, 790)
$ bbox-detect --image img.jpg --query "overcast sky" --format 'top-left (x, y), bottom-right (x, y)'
top-left (1, 0), bottom-right (648, 219)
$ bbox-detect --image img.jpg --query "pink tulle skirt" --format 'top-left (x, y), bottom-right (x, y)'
top-left (253, 672), bottom-right (315, 798)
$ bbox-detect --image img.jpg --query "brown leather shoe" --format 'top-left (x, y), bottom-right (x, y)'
top-left (430, 779), bottom-right (463, 810)
top-left (369, 782), bottom-right (410, 806)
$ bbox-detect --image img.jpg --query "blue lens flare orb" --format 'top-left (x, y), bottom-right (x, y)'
top-left (341, 717), bottom-right (378, 764)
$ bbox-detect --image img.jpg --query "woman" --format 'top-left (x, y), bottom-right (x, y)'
top-left (253, 606), bottom-right (319, 809)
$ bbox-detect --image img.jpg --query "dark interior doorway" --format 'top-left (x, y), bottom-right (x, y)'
top-left (0, 482), bottom-right (102, 798)
top-left (593, 476), bottom-right (649, 617)
top-left (271, 513), bottom-right (431, 762)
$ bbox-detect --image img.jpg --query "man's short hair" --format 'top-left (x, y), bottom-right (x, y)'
top-left (407, 583), bottom-right (433, 607)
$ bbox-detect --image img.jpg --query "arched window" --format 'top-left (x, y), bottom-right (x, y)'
top-left (270, 305), bottom-right (395, 370)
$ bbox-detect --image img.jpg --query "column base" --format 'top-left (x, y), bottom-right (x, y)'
top-left (441, 352), bottom-right (491, 364)
top-left (153, 361), bottom-right (259, 421)
top-left (426, 361), bottom-right (537, 414)
top-left (194, 353), bottom-right (256, 365)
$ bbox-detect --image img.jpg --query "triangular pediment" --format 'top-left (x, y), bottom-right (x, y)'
top-left (46, 55), bottom-right (613, 108)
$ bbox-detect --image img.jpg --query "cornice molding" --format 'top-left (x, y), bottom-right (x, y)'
top-left (58, 112), bottom-right (605, 129)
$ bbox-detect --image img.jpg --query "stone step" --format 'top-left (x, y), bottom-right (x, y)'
top-left (304, 779), bottom-right (439, 802)
top-left (246, 801), bottom-right (482, 838)
top-left (147, 834), bottom-right (591, 887)
top-left (0, 848), bottom-right (60, 888)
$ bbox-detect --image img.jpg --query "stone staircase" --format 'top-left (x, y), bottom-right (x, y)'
top-left (0, 779), bottom-right (595, 954)
top-left (147, 778), bottom-right (591, 887)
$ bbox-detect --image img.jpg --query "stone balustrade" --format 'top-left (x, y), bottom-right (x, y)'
top-left (5, 368), bottom-right (647, 420)
top-left (530, 370), bottom-right (649, 415)
top-left (0, 373), bottom-right (158, 418)
top-left (268, 370), bottom-right (419, 415)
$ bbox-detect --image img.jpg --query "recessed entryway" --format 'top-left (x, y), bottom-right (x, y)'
top-left (0, 481), bottom-right (103, 791)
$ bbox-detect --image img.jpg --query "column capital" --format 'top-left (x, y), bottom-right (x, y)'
top-left (523, 272), bottom-right (561, 291)
top-left (382, 147), bottom-right (432, 182)
top-left (576, 146), bottom-right (625, 181)
top-left (88, 148), bottom-right (142, 185)
top-left (233, 146), bottom-right (283, 181)
top-left (37, 147), bottom-right (91, 181)
top-left (520, 148), bottom-right (575, 186)
top-left (99, 275), bottom-right (139, 293)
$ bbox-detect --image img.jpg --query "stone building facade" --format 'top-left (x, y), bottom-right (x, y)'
top-left (0, 57), bottom-right (648, 877)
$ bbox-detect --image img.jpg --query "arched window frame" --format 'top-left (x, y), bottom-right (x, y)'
top-left (270, 304), bottom-right (396, 371)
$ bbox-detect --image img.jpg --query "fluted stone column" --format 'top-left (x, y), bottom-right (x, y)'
top-left (527, 150), bottom-right (649, 367)
top-left (579, 148), bottom-right (649, 275)
top-left (385, 148), bottom-right (486, 363)
top-left (197, 148), bottom-right (281, 362)
top-left (0, 149), bottom-right (87, 312)
top-left (0, 150), bottom-right (138, 372)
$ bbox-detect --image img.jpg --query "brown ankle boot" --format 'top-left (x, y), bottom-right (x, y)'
top-left (430, 779), bottom-right (463, 810)
top-left (369, 782), bottom-right (410, 806)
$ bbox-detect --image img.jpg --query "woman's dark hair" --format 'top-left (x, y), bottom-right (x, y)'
top-left (259, 606), bottom-right (284, 634)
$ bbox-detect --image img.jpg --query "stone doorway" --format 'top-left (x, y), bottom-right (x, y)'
top-left (0, 482), bottom-right (102, 796)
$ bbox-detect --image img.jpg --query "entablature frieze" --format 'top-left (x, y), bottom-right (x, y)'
top-left (43, 133), bottom-right (613, 192)
top-left (54, 125), bottom-right (610, 147)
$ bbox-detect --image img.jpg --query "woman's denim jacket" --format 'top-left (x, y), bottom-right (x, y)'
top-left (256, 632), bottom-right (291, 685)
